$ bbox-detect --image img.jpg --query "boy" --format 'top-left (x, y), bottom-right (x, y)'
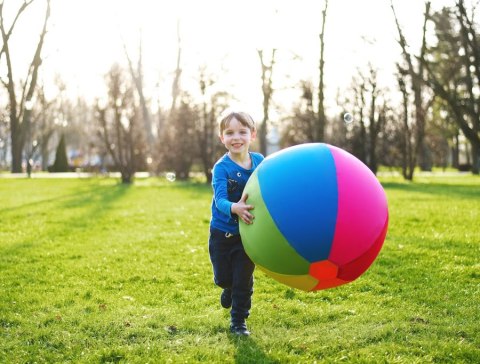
top-left (209, 110), bottom-right (264, 336)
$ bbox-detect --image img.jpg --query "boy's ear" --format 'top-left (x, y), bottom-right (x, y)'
top-left (251, 129), bottom-right (257, 140)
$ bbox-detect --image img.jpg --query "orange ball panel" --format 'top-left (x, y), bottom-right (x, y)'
top-left (309, 260), bottom-right (338, 280)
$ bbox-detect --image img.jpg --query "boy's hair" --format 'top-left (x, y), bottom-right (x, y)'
top-left (218, 111), bottom-right (256, 135)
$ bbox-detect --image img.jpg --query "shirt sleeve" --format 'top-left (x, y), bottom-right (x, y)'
top-left (212, 164), bottom-right (233, 218)
top-left (255, 153), bottom-right (265, 166)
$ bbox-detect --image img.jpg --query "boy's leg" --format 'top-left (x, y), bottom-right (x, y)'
top-left (208, 228), bottom-right (233, 289)
top-left (230, 237), bottom-right (255, 328)
top-left (220, 288), bottom-right (232, 309)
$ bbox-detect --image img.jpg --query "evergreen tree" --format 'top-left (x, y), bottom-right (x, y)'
top-left (52, 134), bottom-right (69, 172)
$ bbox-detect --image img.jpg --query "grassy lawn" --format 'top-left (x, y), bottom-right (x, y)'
top-left (1, 175), bottom-right (479, 363)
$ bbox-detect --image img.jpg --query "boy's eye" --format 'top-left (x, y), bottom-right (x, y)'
top-left (223, 129), bottom-right (249, 136)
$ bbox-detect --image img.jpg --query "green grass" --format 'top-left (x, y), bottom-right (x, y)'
top-left (0, 175), bottom-right (479, 363)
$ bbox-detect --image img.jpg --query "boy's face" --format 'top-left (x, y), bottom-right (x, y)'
top-left (220, 117), bottom-right (256, 156)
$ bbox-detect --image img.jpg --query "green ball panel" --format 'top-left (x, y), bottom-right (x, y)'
top-left (240, 170), bottom-right (310, 275)
top-left (256, 264), bottom-right (319, 292)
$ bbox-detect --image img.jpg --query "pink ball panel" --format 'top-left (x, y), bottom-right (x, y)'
top-left (328, 145), bottom-right (389, 266)
top-left (337, 216), bottom-right (388, 281)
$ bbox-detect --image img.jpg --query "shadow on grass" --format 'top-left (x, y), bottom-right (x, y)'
top-left (0, 184), bottom-right (105, 215)
top-left (0, 182), bottom-right (132, 258)
top-left (229, 334), bottom-right (279, 364)
top-left (382, 181), bottom-right (480, 199)
top-left (59, 181), bottom-right (131, 211)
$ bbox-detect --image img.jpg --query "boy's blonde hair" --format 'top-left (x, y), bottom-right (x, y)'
top-left (218, 111), bottom-right (256, 135)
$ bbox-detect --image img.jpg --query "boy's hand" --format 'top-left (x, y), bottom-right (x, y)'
top-left (231, 193), bottom-right (255, 225)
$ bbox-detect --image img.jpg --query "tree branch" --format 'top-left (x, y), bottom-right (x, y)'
top-left (0, 0), bottom-right (35, 60)
top-left (20, 0), bottom-right (50, 119)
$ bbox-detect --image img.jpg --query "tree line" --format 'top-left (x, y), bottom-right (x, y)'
top-left (1, 0), bottom-right (479, 183)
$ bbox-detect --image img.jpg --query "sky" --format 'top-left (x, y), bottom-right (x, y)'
top-left (1, 0), bottom-right (462, 119)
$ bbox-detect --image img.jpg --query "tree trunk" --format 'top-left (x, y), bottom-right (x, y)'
top-left (368, 102), bottom-right (378, 174)
top-left (471, 141), bottom-right (480, 174)
top-left (10, 128), bottom-right (23, 173)
top-left (316, 0), bottom-right (328, 142)
top-left (258, 49), bottom-right (276, 156)
top-left (452, 133), bottom-right (459, 169)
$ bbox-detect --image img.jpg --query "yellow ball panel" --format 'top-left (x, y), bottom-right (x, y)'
top-left (256, 264), bottom-right (318, 291)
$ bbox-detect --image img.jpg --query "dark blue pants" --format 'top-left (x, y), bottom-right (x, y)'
top-left (208, 228), bottom-right (255, 325)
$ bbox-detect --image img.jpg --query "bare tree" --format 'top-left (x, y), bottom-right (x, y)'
top-left (350, 76), bottom-right (367, 163)
top-left (316, 0), bottom-right (329, 142)
top-left (170, 19), bottom-right (182, 117)
top-left (336, 63), bottom-right (388, 175)
top-left (123, 34), bottom-right (154, 157)
top-left (196, 67), bottom-right (230, 183)
top-left (366, 66), bottom-right (382, 174)
top-left (257, 48), bottom-right (276, 156)
top-left (397, 72), bottom-right (413, 177)
top-left (283, 80), bottom-right (316, 145)
top-left (35, 86), bottom-right (56, 171)
top-left (286, 0), bottom-right (328, 145)
top-left (390, 0), bottom-right (432, 180)
top-left (96, 64), bottom-right (145, 184)
top-left (154, 19), bottom-right (201, 179)
top-left (0, 0), bottom-right (51, 173)
top-left (158, 95), bottom-right (197, 180)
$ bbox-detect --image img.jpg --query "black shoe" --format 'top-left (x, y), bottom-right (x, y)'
top-left (230, 322), bottom-right (250, 336)
top-left (220, 288), bottom-right (232, 309)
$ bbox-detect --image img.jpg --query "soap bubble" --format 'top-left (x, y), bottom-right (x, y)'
top-left (166, 172), bottom-right (176, 182)
top-left (343, 113), bottom-right (353, 124)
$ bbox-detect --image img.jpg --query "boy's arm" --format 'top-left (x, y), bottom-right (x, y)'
top-left (212, 165), bottom-right (233, 218)
top-left (212, 165), bottom-right (255, 224)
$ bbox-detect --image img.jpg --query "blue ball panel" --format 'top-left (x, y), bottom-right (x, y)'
top-left (257, 143), bottom-right (338, 262)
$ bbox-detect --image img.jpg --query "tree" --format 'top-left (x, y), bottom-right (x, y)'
top-left (257, 48), bottom-right (276, 156)
top-left (0, 0), bottom-right (51, 173)
top-left (423, 0), bottom-right (480, 173)
top-left (391, 0), bottom-right (432, 180)
top-left (33, 77), bottom-right (76, 172)
top-left (282, 80), bottom-right (316, 146)
top-left (123, 33), bottom-right (154, 158)
top-left (376, 102), bottom-right (404, 170)
top-left (96, 64), bottom-right (145, 184)
top-left (169, 19), bottom-right (183, 118)
top-left (349, 76), bottom-right (368, 164)
top-left (196, 67), bottom-right (230, 183)
top-left (197, 71), bottom-right (215, 183)
top-left (365, 66), bottom-right (383, 174)
top-left (284, 0), bottom-right (329, 147)
top-left (429, 98), bottom-right (462, 169)
top-left (51, 133), bottom-right (69, 172)
top-left (315, 0), bottom-right (329, 142)
top-left (158, 95), bottom-right (197, 180)
top-left (342, 65), bottom-right (386, 174)
top-left (35, 85), bottom-right (56, 171)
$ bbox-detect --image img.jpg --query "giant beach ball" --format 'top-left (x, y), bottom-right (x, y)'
top-left (239, 143), bottom-right (388, 291)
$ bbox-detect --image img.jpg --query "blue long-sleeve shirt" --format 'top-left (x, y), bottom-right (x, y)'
top-left (210, 152), bottom-right (264, 234)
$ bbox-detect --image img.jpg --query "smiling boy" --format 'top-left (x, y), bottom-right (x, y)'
top-left (208, 111), bottom-right (264, 336)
